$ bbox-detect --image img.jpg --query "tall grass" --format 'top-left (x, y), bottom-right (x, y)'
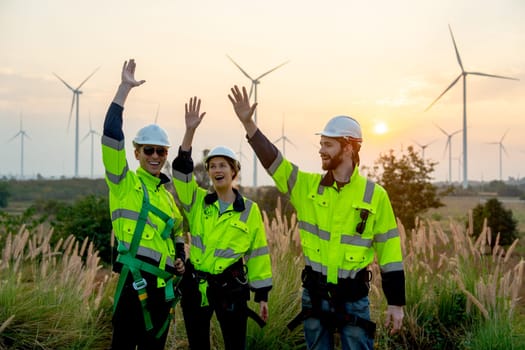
top-left (0, 225), bottom-right (112, 349)
top-left (1, 202), bottom-right (524, 349)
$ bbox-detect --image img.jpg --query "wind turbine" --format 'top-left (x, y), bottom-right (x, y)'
top-left (425, 25), bottom-right (519, 189)
top-left (227, 55), bottom-right (289, 187)
top-left (54, 67), bottom-right (100, 177)
top-left (8, 114), bottom-right (30, 179)
top-left (273, 115), bottom-right (295, 157)
top-left (413, 139), bottom-right (435, 160)
top-left (236, 142), bottom-right (249, 187)
top-left (487, 130), bottom-right (509, 181)
top-left (434, 123), bottom-right (461, 183)
top-left (81, 115), bottom-right (101, 179)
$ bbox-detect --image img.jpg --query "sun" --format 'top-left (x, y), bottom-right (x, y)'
top-left (373, 121), bottom-right (388, 135)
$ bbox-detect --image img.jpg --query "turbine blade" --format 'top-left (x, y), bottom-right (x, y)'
top-left (8, 131), bottom-right (22, 142)
top-left (433, 122), bottom-right (448, 136)
top-left (451, 129), bottom-right (462, 136)
top-left (81, 132), bottom-right (90, 142)
top-left (502, 144), bottom-right (509, 156)
top-left (448, 24), bottom-right (464, 72)
top-left (256, 60), bottom-right (290, 80)
top-left (249, 83), bottom-right (254, 99)
top-left (501, 129), bottom-right (509, 142)
top-left (425, 74), bottom-right (462, 111)
top-left (286, 138), bottom-right (297, 147)
top-left (468, 72), bottom-right (519, 81)
top-left (226, 55), bottom-right (254, 80)
top-left (67, 94), bottom-right (75, 131)
top-left (273, 137), bottom-right (283, 144)
top-left (442, 139), bottom-right (450, 159)
top-left (76, 66), bottom-right (100, 90)
top-left (53, 73), bottom-right (75, 91)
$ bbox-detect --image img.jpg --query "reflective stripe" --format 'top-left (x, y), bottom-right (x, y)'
top-left (174, 236), bottom-right (185, 244)
top-left (239, 199), bottom-right (253, 223)
top-left (268, 152), bottom-right (284, 176)
top-left (172, 169), bottom-right (192, 183)
top-left (298, 221), bottom-right (330, 241)
top-left (380, 261), bottom-right (404, 273)
top-left (245, 246), bottom-right (269, 261)
top-left (317, 185), bottom-right (325, 195)
top-left (304, 256), bottom-right (328, 276)
top-left (112, 209), bottom-right (157, 229)
top-left (287, 164), bottom-right (298, 196)
top-left (191, 235), bottom-right (205, 251)
top-left (340, 234), bottom-right (373, 248)
top-left (214, 248), bottom-right (242, 260)
top-left (338, 267), bottom-right (364, 280)
top-left (373, 228), bottom-right (399, 243)
top-left (120, 242), bottom-right (176, 269)
top-left (106, 164), bottom-right (129, 185)
top-left (363, 180), bottom-right (375, 204)
top-left (102, 135), bottom-right (125, 150)
top-left (250, 277), bottom-right (272, 289)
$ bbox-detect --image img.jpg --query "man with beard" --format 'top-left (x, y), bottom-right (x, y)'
top-left (228, 85), bottom-right (405, 350)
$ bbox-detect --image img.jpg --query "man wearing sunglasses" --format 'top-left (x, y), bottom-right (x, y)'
top-left (229, 85), bottom-right (405, 350)
top-left (102, 59), bottom-right (185, 350)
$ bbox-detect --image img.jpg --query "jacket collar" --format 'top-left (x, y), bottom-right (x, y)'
top-left (204, 188), bottom-right (245, 212)
top-left (137, 167), bottom-right (171, 189)
top-left (320, 166), bottom-right (359, 188)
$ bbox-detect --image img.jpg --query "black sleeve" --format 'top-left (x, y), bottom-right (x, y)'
top-left (175, 242), bottom-right (186, 262)
top-left (103, 103), bottom-right (124, 140)
top-left (172, 146), bottom-right (194, 175)
top-left (247, 129), bottom-right (279, 169)
top-left (381, 270), bottom-right (406, 306)
top-left (253, 286), bottom-right (272, 303)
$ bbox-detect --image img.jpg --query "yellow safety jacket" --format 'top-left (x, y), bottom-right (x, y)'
top-left (102, 134), bottom-right (184, 288)
top-left (268, 152), bottom-right (402, 282)
top-left (172, 154), bottom-right (272, 304)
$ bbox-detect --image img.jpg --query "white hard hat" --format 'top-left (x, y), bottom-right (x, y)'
top-left (133, 124), bottom-right (171, 147)
top-left (316, 115), bottom-right (362, 142)
top-left (205, 145), bottom-right (240, 170)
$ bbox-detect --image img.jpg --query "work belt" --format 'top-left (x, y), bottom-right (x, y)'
top-left (287, 267), bottom-right (376, 339)
top-left (183, 259), bottom-right (266, 328)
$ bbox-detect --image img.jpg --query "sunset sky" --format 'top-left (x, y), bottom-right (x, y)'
top-left (1, 0), bottom-right (524, 187)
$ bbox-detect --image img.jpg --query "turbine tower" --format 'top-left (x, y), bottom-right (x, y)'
top-left (487, 130), bottom-right (509, 181)
top-left (8, 114), bottom-right (30, 179)
top-left (54, 67), bottom-right (99, 177)
top-left (434, 123), bottom-right (461, 183)
top-left (425, 25), bottom-right (519, 189)
top-left (227, 55), bottom-right (289, 187)
top-left (273, 115), bottom-right (295, 157)
top-left (81, 115), bottom-right (101, 179)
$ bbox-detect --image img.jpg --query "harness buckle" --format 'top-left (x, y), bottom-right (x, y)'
top-left (133, 278), bottom-right (148, 290)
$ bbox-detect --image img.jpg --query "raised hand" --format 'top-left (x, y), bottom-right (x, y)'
top-left (185, 96), bottom-right (206, 131)
top-left (228, 85), bottom-right (257, 124)
top-left (121, 59), bottom-right (146, 87)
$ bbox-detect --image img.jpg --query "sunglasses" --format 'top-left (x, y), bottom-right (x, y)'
top-left (142, 146), bottom-right (167, 156)
top-left (356, 209), bottom-right (370, 234)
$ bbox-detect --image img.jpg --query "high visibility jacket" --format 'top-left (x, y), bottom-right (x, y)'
top-left (102, 103), bottom-right (184, 288)
top-left (248, 129), bottom-right (405, 305)
top-left (172, 148), bottom-right (272, 302)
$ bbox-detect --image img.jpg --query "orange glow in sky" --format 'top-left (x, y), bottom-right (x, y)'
top-left (0, 1), bottom-right (524, 185)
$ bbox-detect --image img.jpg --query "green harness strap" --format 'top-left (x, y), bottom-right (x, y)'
top-left (113, 179), bottom-right (180, 338)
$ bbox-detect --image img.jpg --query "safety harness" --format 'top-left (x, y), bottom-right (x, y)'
top-left (113, 179), bottom-right (182, 339)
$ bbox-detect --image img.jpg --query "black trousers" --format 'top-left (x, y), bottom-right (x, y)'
top-left (110, 275), bottom-right (172, 350)
top-left (180, 277), bottom-right (249, 350)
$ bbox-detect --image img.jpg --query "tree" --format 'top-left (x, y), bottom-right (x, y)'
top-left (471, 198), bottom-right (518, 247)
top-left (53, 195), bottom-right (114, 264)
top-left (363, 145), bottom-right (448, 230)
top-left (0, 181), bottom-right (10, 208)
